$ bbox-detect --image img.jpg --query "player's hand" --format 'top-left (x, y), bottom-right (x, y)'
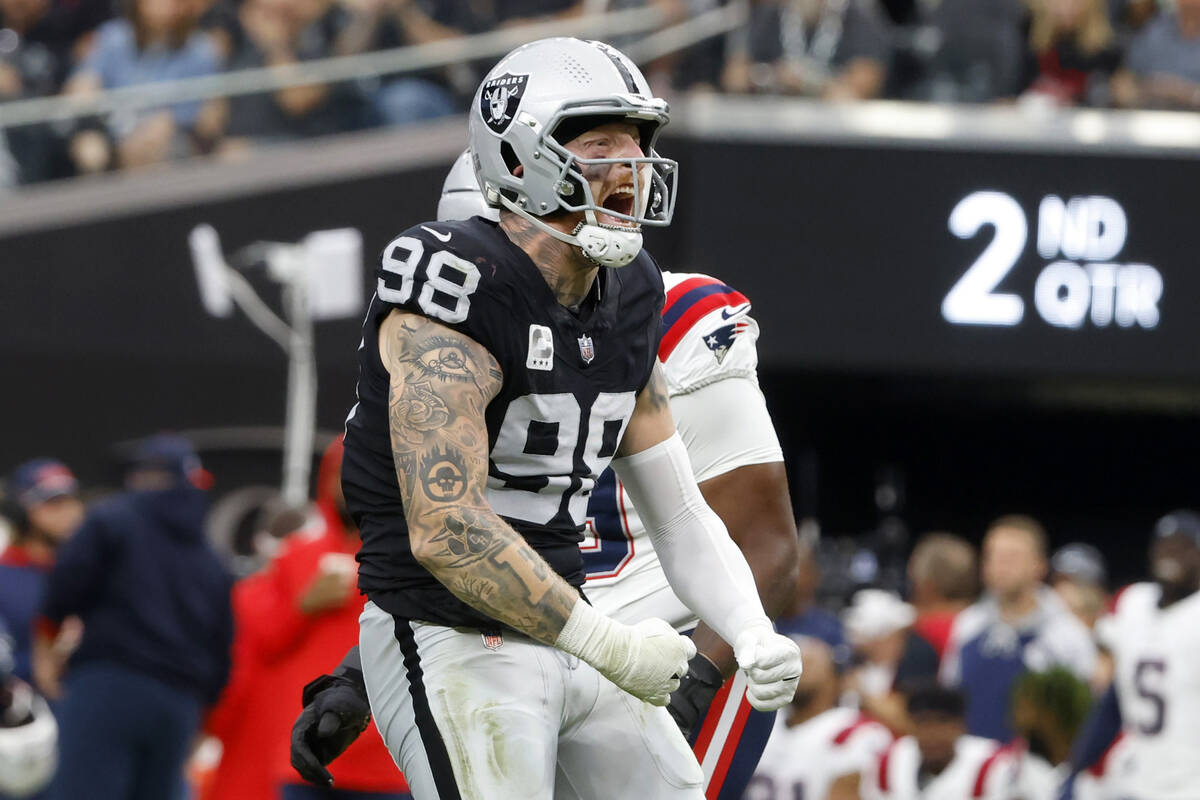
top-left (733, 623), bottom-right (802, 711)
top-left (610, 618), bottom-right (697, 706)
top-left (290, 673), bottom-right (372, 787)
top-left (556, 603), bottom-right (695, 706)
top-left (600, 618), bottom-right (696, 705)
top-left (667, 652), bottom-right (724, 737)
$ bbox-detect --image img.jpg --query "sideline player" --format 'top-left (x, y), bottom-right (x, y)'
top-left (1059, 510), bottom-right (1200, 800)
top-left (863, 684), bottom-right (1019, 800)
top-left (293, 150), bottom-right (802, 799)
top-left (745, 638), bottom-right (892, 800)
top-left (336, 38), bottom-right (802, 799)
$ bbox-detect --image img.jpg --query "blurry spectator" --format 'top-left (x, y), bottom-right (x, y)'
top-left (0, 622), bottom-right (58, 799)
top-left (916, 0), bottom-right (1029, 101)
top-left (1049, 542), bottom-right (1108, 629)
top-left (722, 0), bottom-right (891, 100)
top-left (437, 0), bottom-right (582, 32)
top-left (0, 0), bottom-right (113, 181)
top-left (1008, 667), bottom-right (1093, 798)
top-left (1050, 542), bottom-right (1113, 692)
top-left (775, 541), bottom-right (850, 664)
top-left (34, 434), bottom-right (232, 800)
top-left (0, 459), bottom-right (82, 686)
top-left (747, 637), bottom-right (892, 800)
top-left (205, 437), bottom-right (409, 800)
top-left (940, 515), bottom-right (1096, 742)
top-left (217, 0), bottom-right (373, 149)
top-left (907, 532), bottom-right (977, 660)
top-left (1112, 0), bottom-right (1200, 109)
top-left (330, 0), bottom-right (466, 128)
top-left (1020, 0), bottom-right (1121, 106)
top-left (62, 0), bottom-right (222, 174)
top-left (199, 569), bottom-right (277, 800)
top-left (864, 683), bottom-right (1019, 800)
top-left (0, 0), bottom-right (112, 92)
top-left (842, 589), bottom-right (938, 735)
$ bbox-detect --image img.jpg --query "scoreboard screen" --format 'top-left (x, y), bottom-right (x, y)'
top-left (670, 138), bottom-right (1200, 381)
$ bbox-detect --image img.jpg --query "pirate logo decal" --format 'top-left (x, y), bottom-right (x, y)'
top-left (480, 72), bottom-right (529, 135)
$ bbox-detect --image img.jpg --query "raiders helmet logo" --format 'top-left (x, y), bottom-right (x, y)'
top-left (479, 72), bottom-right (529, 135)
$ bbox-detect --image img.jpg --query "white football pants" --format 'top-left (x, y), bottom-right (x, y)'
top-left (359, 601), bottom-right (704, 800)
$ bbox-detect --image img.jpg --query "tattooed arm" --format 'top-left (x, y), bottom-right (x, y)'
top-left (380, 309), bottom-right (579, 644)
top-left (381, 309), bottom-right (695, 704)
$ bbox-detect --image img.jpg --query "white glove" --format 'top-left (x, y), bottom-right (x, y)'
top-left (734, 622), bottom-right (803, 711)
top-left (556, 600), bottom-right (696, 706)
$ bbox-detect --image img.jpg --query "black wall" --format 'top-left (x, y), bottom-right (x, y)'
top-left (5, 136), bottom-right (1199, 582)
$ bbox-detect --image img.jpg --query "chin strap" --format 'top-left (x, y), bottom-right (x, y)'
top-left (497, 195), bottom-right (643, 268)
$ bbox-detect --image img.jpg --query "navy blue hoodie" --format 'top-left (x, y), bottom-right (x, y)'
top-left (40, 486), bottom-right (233, 706)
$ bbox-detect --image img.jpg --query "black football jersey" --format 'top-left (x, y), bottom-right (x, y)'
top-left (343, 216), bottom-right (664, 628)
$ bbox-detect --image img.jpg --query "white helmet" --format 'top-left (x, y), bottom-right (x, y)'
top-left (0, 679), bottom-right (57, 797)
top-left (469, 37), bottom-right (677, 268)
top-left (437, 150), bottom-right (499, 223)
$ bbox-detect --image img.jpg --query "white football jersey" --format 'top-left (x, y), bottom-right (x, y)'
top-left (1014, 736), bottom-right (1135, 800)
top-left (863, 735), bottom-right (1019, 800)
top-left (745, 707), bottom-right (893, 800)
top-left (581, 272), bottom-right (784, 629)
top-left (1097, 583), bottom-right (1200, 799)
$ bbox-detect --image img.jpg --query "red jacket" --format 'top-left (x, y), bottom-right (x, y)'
top-left (205, 440), bottom-right (407, 797)
top-left (202, 572), bottom-right (279, 800)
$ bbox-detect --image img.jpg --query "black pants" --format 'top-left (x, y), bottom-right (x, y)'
top-left (47, 662), bottom-right (197, 800)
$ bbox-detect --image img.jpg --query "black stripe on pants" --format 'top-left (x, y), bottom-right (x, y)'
top-left (392, 618), bottom-right (463, 800)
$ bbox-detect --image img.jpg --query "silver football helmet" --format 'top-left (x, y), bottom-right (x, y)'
top-left (437, 150), bottom-right (499, 223)
top-left (469, 37), bottom-right (677, 268)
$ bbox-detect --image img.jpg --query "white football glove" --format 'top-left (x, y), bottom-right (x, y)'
top-left (734, 622), bottom-right (803, 711)
top-left (556, 601), bottom-right (696, 706)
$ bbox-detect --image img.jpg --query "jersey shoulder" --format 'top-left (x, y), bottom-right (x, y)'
top-left (659, 270), bottom-right (760, 395)
top-left (375, 217), bottom-right (527, 360)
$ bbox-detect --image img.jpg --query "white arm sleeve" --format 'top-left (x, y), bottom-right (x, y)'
top-left (671, 377), bottom-right (783, 484)
top-left (610, 432), bottom-right (771, 646)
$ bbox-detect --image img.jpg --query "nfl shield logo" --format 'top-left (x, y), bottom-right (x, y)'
top-left (481, 631), bottom-right (504, 651)
top-left (578, 334), bottom-right (595, 364)
top-left (479, 73), bottom-right (528, 135)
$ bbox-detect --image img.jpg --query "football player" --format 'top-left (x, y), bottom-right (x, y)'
top-left (333, 37), bottom-right (802, 799)
top-left (862, 684), bottom-right (1018, 800)
top-left (293, 147), bottom-right (803, 800)
top-left (1059, 510), bottom-right (1200, 800)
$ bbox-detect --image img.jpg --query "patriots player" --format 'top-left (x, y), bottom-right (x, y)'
top-left (293, 148), bottom-right (802, 799)
top-left (327, 38), bottom-right (802, 800)
top-left (863, 684), bottom-right (1019, 800)
top-left (1060, 510), bottom-right (1200, 800)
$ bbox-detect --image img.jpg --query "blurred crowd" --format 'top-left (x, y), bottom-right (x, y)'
top-left (747, 517), bottom-right (1155, 799)
top-left (2, 0), bottom-right (1200, 186)
top-left (2, 432), bottom-right (1194, 799)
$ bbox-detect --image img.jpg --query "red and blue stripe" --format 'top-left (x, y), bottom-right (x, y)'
top-left (659, 277), bottom-right (750, 361)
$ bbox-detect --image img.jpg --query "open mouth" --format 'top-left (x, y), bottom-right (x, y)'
top-left (597, 185), bottom-right (637, 228)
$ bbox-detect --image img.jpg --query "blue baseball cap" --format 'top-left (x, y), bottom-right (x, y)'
top-left (8, 459), bottom-right (78, 510)
top-left (1050, 543), bottom-right (1107, 587)
top-left (1154, 510), bottom-right (1200, 547)
top-left (127, 434), bottom-right (211, 489)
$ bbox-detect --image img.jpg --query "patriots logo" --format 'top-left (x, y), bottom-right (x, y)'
top-left (703, 321), bottom-right (748, 364)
